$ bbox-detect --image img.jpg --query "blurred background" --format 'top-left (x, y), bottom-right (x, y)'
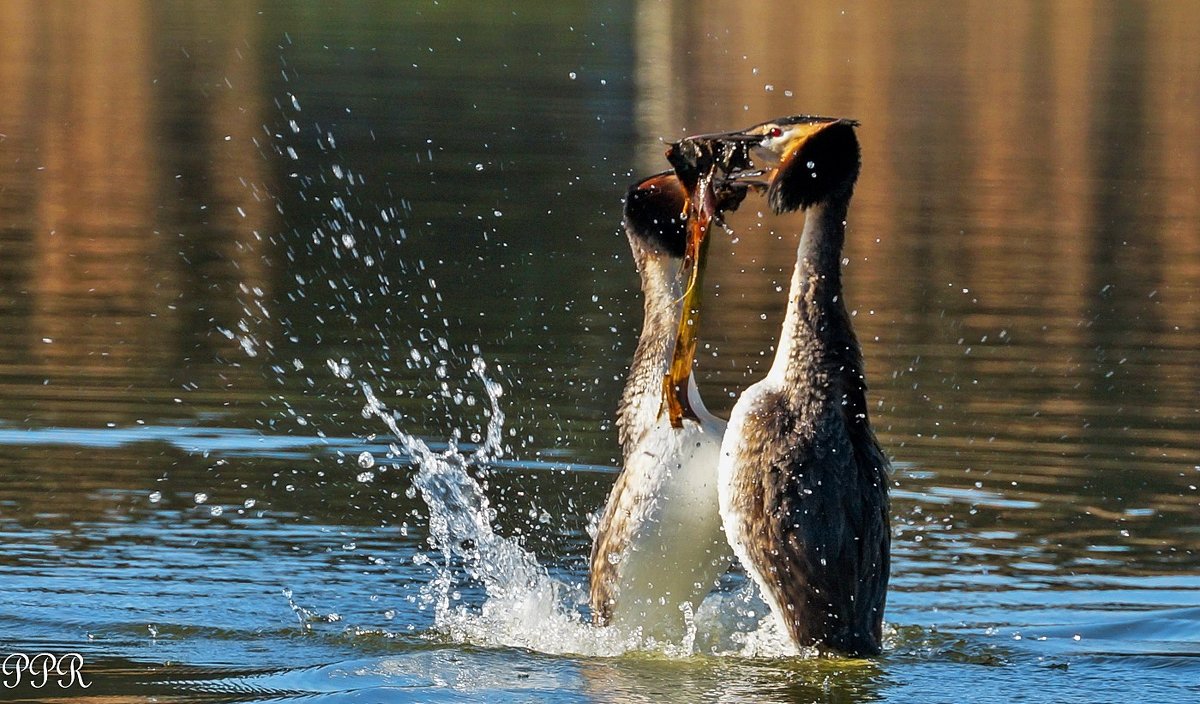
top-left (0, 1), bottom-right (1197, 701)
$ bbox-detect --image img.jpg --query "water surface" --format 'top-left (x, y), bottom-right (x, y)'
top-left (1, 1), bottom-right (1198, 702)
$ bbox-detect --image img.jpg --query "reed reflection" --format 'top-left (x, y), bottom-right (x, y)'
top-left (0, 1), bottom-right (276, 425)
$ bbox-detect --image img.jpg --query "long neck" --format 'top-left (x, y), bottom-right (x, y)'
top-left (616, 243), bottom-right (680, 457)
top-left (766, 197), bottom-right (862, 391)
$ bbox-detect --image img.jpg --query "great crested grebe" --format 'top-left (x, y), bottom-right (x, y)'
top-left (713, 116), bottom-right (890, 656)
top-left (588, 166), bottom-right (745, 641)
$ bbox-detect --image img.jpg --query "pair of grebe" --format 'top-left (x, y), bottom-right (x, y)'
top-left (589, 116), bottom-right (890, 657)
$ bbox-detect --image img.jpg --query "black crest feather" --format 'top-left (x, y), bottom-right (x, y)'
top-left (623, 172), bottom-right (688, 258)
top-left (768, 121), bottom-right (861, 214)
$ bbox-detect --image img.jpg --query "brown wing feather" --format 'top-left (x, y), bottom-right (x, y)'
top-left (588, 458), bottom-right (657, 624)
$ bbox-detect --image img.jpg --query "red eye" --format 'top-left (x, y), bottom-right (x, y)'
top-left (767, 127), bottom-right (783, 138)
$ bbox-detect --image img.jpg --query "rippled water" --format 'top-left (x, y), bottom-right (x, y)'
top-left (1, 1), bottom-right (1198, 702)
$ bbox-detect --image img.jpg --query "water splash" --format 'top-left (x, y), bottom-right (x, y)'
top-left (359, 360), bottom-right (622, 655)
top-left (357, 357), bottom-right (802, 659)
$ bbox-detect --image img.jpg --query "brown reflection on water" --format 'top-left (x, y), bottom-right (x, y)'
top-left (28, 1), bottom-right (164, 377)
top-left (0, 1), bottom-right (275, 424)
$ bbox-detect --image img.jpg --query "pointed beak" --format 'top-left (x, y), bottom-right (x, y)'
top-left (681, 129), bottom-right (763, 148)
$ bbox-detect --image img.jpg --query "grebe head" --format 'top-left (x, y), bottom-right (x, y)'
top-left (623, 171), bottom-right (690, 259)
top-left (732, 116), bottom-right (861, 214)
top-left (623, 170), bottom-right (748, 259)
